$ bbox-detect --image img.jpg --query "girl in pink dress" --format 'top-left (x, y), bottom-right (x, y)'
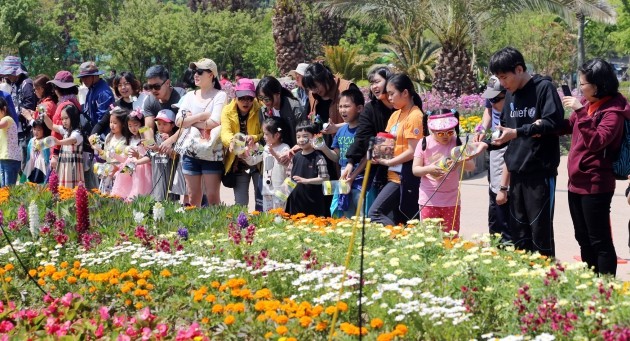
top-left (111, 108), bottom-right (152, 200)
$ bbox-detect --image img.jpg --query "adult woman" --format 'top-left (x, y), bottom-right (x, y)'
top-left (0, 97), bottom-right (22, 187)
top-left (221, 78), bottom-right (263, 210)
top-left (32, 74), bottom-right (58, 120)
top-left (560, 58), bottom-right (630, 276)
top-left (92, 72), bottom-right (142, 135)
top-left (161, 58), bottom-right (226, 207)
top-left (256, 76), bottom-right (303, 147)
top-left (47, 71), bottom-right (82, 171)
top-left (342, 66), bottom-right (395, 188)
top-left (368, 74), bottom-right (424, 226)
top-left (302, 63), bottom-right (358, 136)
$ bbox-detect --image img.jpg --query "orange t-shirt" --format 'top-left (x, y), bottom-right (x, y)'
top-left (385, 106), bottom-right (424, 183)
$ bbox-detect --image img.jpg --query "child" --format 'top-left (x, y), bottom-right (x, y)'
top-left (316, 88), bottom-right (367, 217)
top-left (41, 105), bottom-right (84, 188)
top-left (285, 121), bottom-right (330, 216)
top-left (91, 107), bottom-right (130, 194)
top-left (111, 108), bottom-right (152, 200)
top-left (0, 97), bottom-right (21, 187)
top-left (22, 119), bottom-right (51, 184)
top-left (149, 109), bottom-right (186, 202)
top-left (259, 117), bottom-right (290, 211)
top-left (412, 110), bottom-right (478, 233)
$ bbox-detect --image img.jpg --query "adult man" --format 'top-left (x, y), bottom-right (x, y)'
top-left (479, 76), bottom-right (510, 243)
top-left (78, 61), bottom-right (115, 189)
top-left (288, 63), bottom-right (309, 109)
top-left (142, 65), bottom-right (186, 137)
top-left (0, 56), bottom-right (37, 169)
top-left (480, 47), bottom-right (564, 257)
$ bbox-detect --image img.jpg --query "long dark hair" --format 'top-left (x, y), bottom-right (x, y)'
top-left (61, 104), bottom-right (81, 132)
top-left (33, 74), bottom-right (58, 103)
top-left (302, 63), bottom-right (335, 94)
top-left (32, 118), bottom-right (52, 137)
top-left (110, 107), bottom-right (131, 144)
top-left (257, 76), bottom-right (296, 101)
top-left (387, 74), bottom-right (423, 109)
top-left (367, 66), bottom-right (392, 101)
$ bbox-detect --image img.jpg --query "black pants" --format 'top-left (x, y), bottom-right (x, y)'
top-left (568, 191), bottom-right (616, 275)
top-left (509, 174), bottom-right (556, 257)
top-left (489, 189), bottom-right (511, 242)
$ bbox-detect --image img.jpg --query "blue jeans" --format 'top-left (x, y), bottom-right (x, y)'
top-left (0, 159), bottom-right (21, 187)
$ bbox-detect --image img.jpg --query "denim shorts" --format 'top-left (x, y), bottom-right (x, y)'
top-left (181, 155), bottom-right (223, 176)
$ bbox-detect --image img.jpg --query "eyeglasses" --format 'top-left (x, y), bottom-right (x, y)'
top-left (579, 82), bottom-right (591, 87)
top-left (117, 82), bottom-right (130, 88)
top-left (489, 95), bottom-right (505, 104)
top-left (195, 69), bottom-right (211, 76)
top-left (257, 96), bottom-right (271, 102)
top-left (238, 96), bottom-right (254, 102)
top-left (147, 79), bottom-right (167, 91)
top-left (434, 130), bottom-right (456, 138)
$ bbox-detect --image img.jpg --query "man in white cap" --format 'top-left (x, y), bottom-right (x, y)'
top-left (288, 63), bottom-right (309, 109)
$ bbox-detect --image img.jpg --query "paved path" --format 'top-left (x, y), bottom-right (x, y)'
top-left (220, 156), bottom-right (630, 280)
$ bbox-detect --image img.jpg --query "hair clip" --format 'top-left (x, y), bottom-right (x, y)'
top-left (450, 109), bottom-right (457, 114)
top-left (277, 127), bottom-right (282, 131)
top-left (426, 110), bottom-right (433, 116)
top-left (130, 108), bottom-right (143, 119)
top-left (109, 104), bottom-right (116, 110)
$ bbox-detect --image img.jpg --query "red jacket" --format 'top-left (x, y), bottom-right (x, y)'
top-left (563, 93), bottom-right (630, 194)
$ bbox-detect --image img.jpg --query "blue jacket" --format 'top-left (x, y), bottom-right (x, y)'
top-left (84, 78), bottom-right (115, 129)
top-left (0, 90), bottom-right (18, 125)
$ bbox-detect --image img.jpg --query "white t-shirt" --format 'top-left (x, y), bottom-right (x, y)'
top-left (175, 90), bottom-right (227, 160)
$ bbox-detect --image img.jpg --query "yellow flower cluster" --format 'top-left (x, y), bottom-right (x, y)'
top-left (459, 115), bottom-right (482, 134)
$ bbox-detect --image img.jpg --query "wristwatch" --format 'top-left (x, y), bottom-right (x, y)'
top-left (499, 185), bottom-right (509, 192)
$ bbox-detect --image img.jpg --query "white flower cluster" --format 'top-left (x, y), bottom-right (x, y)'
top-left (386, 291), bottom-right (470, 325)
top-left (75, 242), bottom-right (193, 268)
top-left (153, 202), bottom-right (165, 222)
top-left (28, 200), bottom-right (39, 239)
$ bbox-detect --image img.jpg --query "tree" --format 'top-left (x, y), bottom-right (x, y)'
top-left (574, 1), bottom-right (616, 71)
top-left (272, 0), bottom-right (306, 74)
top-left (328, 0), bottom-right (618, 96)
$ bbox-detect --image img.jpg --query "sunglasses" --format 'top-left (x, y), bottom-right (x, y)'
top-left (195, 69), bottom-right (211, 76)
top-left (147, 79), bottom-right (167, 91)
top-left (434, 130), bottom-right (456, 138)
top-left (238, 96), bottom-right (254, 102)
top-left (257, 96), bottom-right (271, 102)
top-left (489, 95), bottom-right (505, 104)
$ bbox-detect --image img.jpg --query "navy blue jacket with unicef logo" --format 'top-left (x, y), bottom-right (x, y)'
top-left (499, 75), bottom-right (564, 176)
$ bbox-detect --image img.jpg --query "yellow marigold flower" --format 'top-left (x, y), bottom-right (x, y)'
top-left (145, 283), bottom-right (154, 290)
top-left (224, 315), bottom-right (236, 325)
top-left (370, 318), bottom-right (384, 329)
top-left (254, 288), bottom-right (273, 300)
top-left (67, 276), bottom-right (78, 285)
top-left (393, 324), bottom-right (408, 336)
top-left (137, 278), bottom-right (147, 287)
top-left (299, 316), bottom-right (312, 327)
top-left (211, 304), bottom-right (224, 314)
top-left (89, 286), bottom-right (97, 293)
top-left (109, 278), bottom-right (119, 285)
top-left (160, 269), bottom-right (172, 277)
top-left (275, 315), bottom-right (289, 325)
top-left (377, 333), bottom-right (394, 341)
top-left (4, 277), bottom-right (12, 283)
top-left (336, 301), bottom-right (348, 312)
top-left (311, 305), bottom-right (324, 317)
top-left (239, 289), bottom-right (252, 299)
top-left (287, 338), bottom-right (297, 341)
top-left (4, 264), bottom-right (14, 271)
top-left (135, 302), bottom-right (143, 309)
top-left (73, 261), bottom-right (81, 269)
top-left (315, 321), bottom-right (327, 331)
top-left (201, 317), bottom-right (210, 324)
top-left (324, 306), bottom-right (337, 315)
top-left (125, 299), bottom-right (132, 306)
top-left (264, 332), bottom-right (273, 339)
top-left (225, 303), bottom-right (234, 312)
top-left (256, 314), bottom-right (267, 322)
top-left (60, 261), bottom-right (69, 269)
top-left (276, 326), bottom-right (288, 335)
top-left (28, 269), bottom-right (37, 277)
top-left (141, 270), bottom-right (151, 278)
top-left (219, 285), bottom-right (228, 292)
top-left (211, 281), bottom-right (220, 288)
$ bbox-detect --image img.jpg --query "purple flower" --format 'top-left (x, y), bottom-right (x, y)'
top-left (0, 209), bottom-right (3, 226)
top-left (177, 227), bottom-right (189, 240)
top-left (237, 212), bottom-right (248, 229)
top-left (17, 204), bottom-right (27, 226)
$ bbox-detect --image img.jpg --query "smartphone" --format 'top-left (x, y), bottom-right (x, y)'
top-left (561, 85), bottom-right (572, 97)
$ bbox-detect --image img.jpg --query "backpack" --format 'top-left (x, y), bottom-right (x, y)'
top-left (612, 118), bottom-right (630, 179)
top-left (79, 111), bottom-right (94, 154)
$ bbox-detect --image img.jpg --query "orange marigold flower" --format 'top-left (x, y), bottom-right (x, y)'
top-left (394, 324), bottom-right (408, 336)
top-left (336, 301), bottom-right (348, 312)
top-left (315, 321), bottom-right (327, 331)
top-left (59, 261), bottom-right (69, 269)
top-left (4, 277), bottom-right (12, 283)
top-left (211, 281), bottom-right (220, 288)
top-left (376, 333), bottom-right (394, 341)
top-left (224, 315), bottom-right (236, 325)
top-left (287, 338), bottom-right (297, 341)
top-left (264, 331), bottom-right (273, 339)
top-left (276, 326), bottom-right (288, 335)
top-left (135, 302), bottom-right (143, 309)
top-left (124, 299), bottom-right (132, 306)
top-left (67, 276), bottom-right (78, 285)
top-left (212, 304), bottom-right (224, 314)
top-left (28, 269), bottom-right (37, 277)
top-left (205, 294), bottom-right (216, 303)
top-left (257, 314), bottom-right (267, 322)
top-left (201, 317), bottom-right (210, 324)
top-left (37, 279), bottom-right (46, 286)
top-left (275, 315), bottom-right (289, 325)
top-left (254, 288), bottom-right (272, 300)
top-left (324, 306), bottom-right (337, 315)
top-left (233, 302), bottom-right (245, 313)
top-left (4, 264), bottom-right (15, 271)
top-left (370, 318), bottom-right (384, 329)
top-left (160, 269), bottom-right (172, 277)
top-left (299, 316), bottom-right (312, 327)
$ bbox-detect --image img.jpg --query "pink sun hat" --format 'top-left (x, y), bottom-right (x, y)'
top-left (427, 113), bottom-right (459, 131)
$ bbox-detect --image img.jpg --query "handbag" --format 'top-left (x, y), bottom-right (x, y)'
top-left (173, 93), bottom-right (223, 161)
top-left (221, 170), bottom-right (237, 188)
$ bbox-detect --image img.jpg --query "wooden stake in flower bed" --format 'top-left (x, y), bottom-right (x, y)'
top-left (75, 182), bottom-right (89, 237)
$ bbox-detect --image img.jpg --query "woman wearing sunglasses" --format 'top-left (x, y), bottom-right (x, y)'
top-left (163, 58), bottom-right (227, 207)
top-left (412, 109), bottom-right (477, 233)
top-left (221, 78), bottom-right (263, 210)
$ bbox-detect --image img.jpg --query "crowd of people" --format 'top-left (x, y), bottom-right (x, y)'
top-left (0, 47), bottom-right (629, 276)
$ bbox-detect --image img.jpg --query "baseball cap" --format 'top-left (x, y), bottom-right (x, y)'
top-left (189, 58), bottom-right (218, 78)
top-left (481, 76), bottom-right (506, 99)
top-left (288, 63), bottom-right (309, 78)
top-left (156, 109), bottom-right (176, 123)
top-left (234, 78), bottom-right (256, 98)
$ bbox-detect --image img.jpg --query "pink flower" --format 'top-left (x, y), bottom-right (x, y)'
top-left (17, 204), bottom-right (27, 226)
top-left (75, 182), bottom-right (90, 236)
top-left (99, 306), bottom-right (110, 320)
top-left (155, 323), bottom-right (169, 338)
top-left (48, 170), bottom-right (59, 199)
top-left (138, 307), bottom-right (155, 322)
top-left (61, 292), bottom-right (74, 307)
top-left (45, 317), bottom-right (60, 334)
top-left (141, 327), bottom-right (152, 340)
top-left (126, 326), bottom-right (139, 337)
top-left (117, 334), bottom-right (131, 341)
top-left (95, 323), bottom-right (104, 338)
top-left (56, 321), bottom-right (71, 336)
top-left (113, 315), bottom-right (126, 327)
top-left (0, 320), bottom-right (14, 333)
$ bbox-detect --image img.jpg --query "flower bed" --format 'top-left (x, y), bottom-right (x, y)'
top-left (0, 184), bottom-right (629, 340)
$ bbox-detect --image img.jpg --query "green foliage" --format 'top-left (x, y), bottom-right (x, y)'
top-left (610, 0), bottom-right (630, 55)
top-left (322, 45), bottom-right (365, 81)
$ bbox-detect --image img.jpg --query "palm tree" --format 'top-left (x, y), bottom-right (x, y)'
top-left (328, 0), bottom-right (616, 95)
top-left (574, 2), bottom-right (616, 71)
top-left (380, 25), bottom-right (441, 91)
top-left (272, 0), bottom-right (307, 75)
